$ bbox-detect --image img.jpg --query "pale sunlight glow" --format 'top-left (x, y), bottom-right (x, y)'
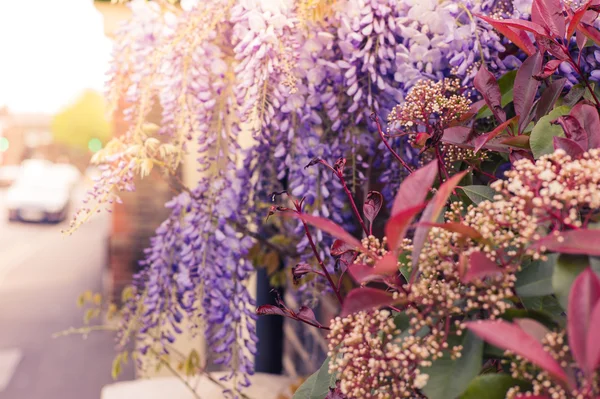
top-left (0, 0), bottom-right (112, 114)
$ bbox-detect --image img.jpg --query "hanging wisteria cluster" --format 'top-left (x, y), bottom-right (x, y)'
top-left (72, 0), bottom-right (600, 396)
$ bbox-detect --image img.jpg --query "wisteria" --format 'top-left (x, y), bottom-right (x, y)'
top-left (71, 0), bottom-right (600, 396)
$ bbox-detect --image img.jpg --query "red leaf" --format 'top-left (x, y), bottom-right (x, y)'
top-left (510, 149), bottom-right (535, 163)
top-left (331, 239), bottom-right (356, 256)
top-left (373, 252), bottom-right (400, 275)
top-left (467, 320), bottom-right (568, 382)
top-left (500, 19), bottom-right (552, 36)
top-left (514, 318), bottom-right (551, 343)
top-left (363, 191), bottom-right (383, 226)
top-left (501, 135), bottom-right (530, 149)
top-left (586, 300), bottom-right (600, 373)
top-left (294, 213), bottom-right (365, 252)
top-left (576, 28), bottom-right (588, 51)
top-left (477, 14), bottom-right (536, 55)
top-left (568, 268), bottom-right (600, 376)
top-left (515, 52), bottom-right (543, 133)
top-left (340, 287), bottom-right (395, 317)
top-left (416, 222), bottom-right (483, 241)
top-left (297, 306), bottom-right (321, 326)
top-left (534, 229), bottom-right (600, 256)
top-left (385, 204), bottom-right (426, 252)
top-left (472, 115), bottom-right (518, 153)
top-left (474, 65), bottom-right (506, 123)
top-left (532, 0), bottom-right (566, 38)
top-left (536, 77), bottom-right (567, 120)
top-left (391, 160), bottom-right (437, 217)
top-left (553, 115), bottom-right (589, 149)
top-left (461, 251), bottom-right (502, 283)
top-left (411, 171), bottom-right (468, 278)
top-left (553, 136), bottom-right (586, 158)
top-left (570, 103), bottom-right (600, 149)
top-left (535, 60), bottom-right (564, 80)
top-left (256, 305), bottom-right (288, 317)
top-left (579, 21), bottom-right (600, 46)
top-left (568, 0), bottom-right (593, 38)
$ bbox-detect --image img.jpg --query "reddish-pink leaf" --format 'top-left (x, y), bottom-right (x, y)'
top-left (553, 136), bottom-right (585, 158)
top-left (568, 0), bottom-right (593, 38)
top-left (297, 306), bottom-right (321, 326)
top-left (532, 0), bottom-right (566, 38)
top-left (501, 135), bottom-right (530, 149)
top-left (417, 222), bottom-right (483, 241)
top-left (568, 268), bottom-right (600, 376)
top-left (535, 60), bottom-right (564, 80)
top-left (340, 287), bottom-right (395, 317)
top-left (554, 115), bottom-right (589, 149)
top-left (442, 126), bottom-right (472, 146)
top-left (586, 300), bottom-right (600, 373)
top-left (256, 305), bottom-right (289, 317)
top-left (536, 77), bottom-right (567, 120)
top-left (467, 320), bottom-right (568, 382)
top-left (515, 52), bottom-right (543, 133)
top-left (411, 171), bottom-right (468, 277)
top-left (473, 115), bottom-right (518, 153)
top-left (294, 213), bottom-right (365, 252)
top-left (373, 252), bottom-right (400, 275)
top-left (534, 229), bottom-right (600, 256)
top-left (462, 251), bottom-right (502, 283)
top-left (385, 204), bottom-right (426, 252)
top-left (474, 65), bottom-right (506, 123)
top-left (579, 21), bottom-right (600, 46)
top-left (515, 318), bottom-right (551, 343)
top-left (576, 28), bottom-right (588, 51)
top-left (477, 14), bottom-right (536, 55)
top-left (571, 103), bottom-right (600, 149)
top-left (501, 19), bottom-right (551, 36)
top-left (348, 263), bottom-right (379, 284)
top-left (331, 239), bottom-right (356, 256)
top-left (363, 191), bottom-right (383, 226)
top-left (510, 149), bottom-right (535, 163)
top-left (391, 160), bottom-right (437, 217)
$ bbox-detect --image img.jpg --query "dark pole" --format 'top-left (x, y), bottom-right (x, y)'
top-left (254, 266), bottom-right (284, 373)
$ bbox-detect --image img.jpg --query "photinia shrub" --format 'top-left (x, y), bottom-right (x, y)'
top-left (68, 0), bottom-right (600, 398)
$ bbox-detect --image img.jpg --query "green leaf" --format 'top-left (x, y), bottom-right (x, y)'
top-left (521, 296), bottom-right (565, 326)
top-left (501, 308), bottom-right (558, 329)
top-left (515, 255), bottom-right (556, 297)
top-left (293, 358), bottom-right (335, 399)
top-left (460, 185), bottom-right (497, 205)
top-left (111, 353), bottom-right (122, 380)
top-left (557, 83), bottom-right (585, 108)
top-left (421, 331), bottom-right (484, 399)
top-left (530, 106), bottom-right (570, 159)
top-left (460, 374), bottom-right (531, 399)
top-left (552, 254), bottom-right (589, 310)
top-left (477, 70), bottom-right (517, 119)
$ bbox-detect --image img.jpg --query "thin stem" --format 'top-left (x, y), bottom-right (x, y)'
top-left (371, 113), bottom-right (414, 174)
top-left (336, 171), bottom-right (369, 236)
top-left (434, 145), bottom-right (450, 181)
top-left (294, 203), bottom-right (344, 304)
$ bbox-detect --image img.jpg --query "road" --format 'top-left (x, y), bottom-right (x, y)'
top-left (0, 186), bottom-right (134, 399)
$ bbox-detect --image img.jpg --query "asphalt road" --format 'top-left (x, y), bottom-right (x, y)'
top-left (0, 187), bottom-right (134, 399)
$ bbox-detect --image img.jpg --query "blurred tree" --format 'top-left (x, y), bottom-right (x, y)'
top-left (51, 90), bottom-right (112, 152)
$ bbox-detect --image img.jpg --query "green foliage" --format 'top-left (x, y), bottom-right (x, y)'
top-left (529, 105), bottom-right (570, 159)
top-left (459, 185), bottom-right (497, 205)
top-left (477, 70), bottom-right (517, 119)
top-left (515, 255), bottom-right (556, 297)
top-left (293, 357), bottom-right (336, 399)
top-left (421, 331), bottom-right (484, 399)
top-left (552, 254), bottom-right (590, 309)
top-left (460, 374), bottom-right (531, 399)
top-left (51, 90), bottom-right (112, 152)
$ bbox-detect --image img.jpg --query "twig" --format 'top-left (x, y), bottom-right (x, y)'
top-left (371, 113), bottom-right (414, 174)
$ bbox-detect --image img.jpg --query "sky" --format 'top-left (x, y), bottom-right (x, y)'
top-left (0, 0), bottom-right (113, 115)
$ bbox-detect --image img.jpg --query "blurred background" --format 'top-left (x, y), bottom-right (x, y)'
top-left (0, 1), bottom-right (168, 398)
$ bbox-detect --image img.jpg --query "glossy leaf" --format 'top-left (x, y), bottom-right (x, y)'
top-left (331, 239), bottom-right (355, 256)
top-left (421, 331), bottom-right (483, 399)
top-left (535, 59), bottom-right (564, 80)
top-left (467, 320), bottom-right (568, 382)
top-left (536, 229), bottom-right (600, 256)
top-left (501, 135), bottom-right (530, 149)
top-left (473, 115), bottom-right (518, 153)
top-left (293, 357), bottom-right (335, 399)
top-left (515, 52), bottom-right (543, 133)
top-left (460, 185), bottom-right (497, 205)
top-left (586, 300), bottom-right (600, 373)
top-left (256, 305), bottom-right (288, 317)
top-left (531, 0), bottom-right (565, 38)
top-left (536, 77), bottom-right (567, 120)
top-left (363, 191), bottom-right (383, 227)
top-left (530, 105), bottom-right (571, 158)
top-left (552, 254), bottom-right (589, 309)
top-left (411, 171), bottom-right (468, 277)
top-left (477, 70), bottom-right (518, 119)
top-left (514, 318), bottom-right (551, 342)
top-left (474, 65), bottom-right (506, 123)
top-left (340, 287), bottom-right (395, 317)
top-left (295, 213), bottom-right (364, 252)
top-left (579, 21), bottom-right (600, 46)
top-left (391, 160), bottom-right (437, 217)
top-left (373, 252), bottom-right (401, 275)
top-left (568, 268), bottom-right (600, 375)
top-left (297, 306), bottom-right (321, 326)
top-left (568, 0), bottom-right (593, 38)
top-left (477, 14), bottom-right (536, 55)
top-left (461, 374), bottom-right (532, 399)
top-left (570, 102), bottom-right (600, 149)
top-left (553, 114), bottom-right (588, 149)
top-left (553, 136), bottom-right (585, 158)
top-left (348, 263), bottom-right (380, 284)
top-left (462, 251), bottom-right (502, 283)
top-left (385, 204), bottom-right (426, 252)
top-left (515, 255), bottom-right (556, 297)
top-left (497, 18), bottom-right (550, 36)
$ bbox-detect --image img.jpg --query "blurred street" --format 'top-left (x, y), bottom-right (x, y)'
top-left (0, 185), bottom-right (133, 399)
